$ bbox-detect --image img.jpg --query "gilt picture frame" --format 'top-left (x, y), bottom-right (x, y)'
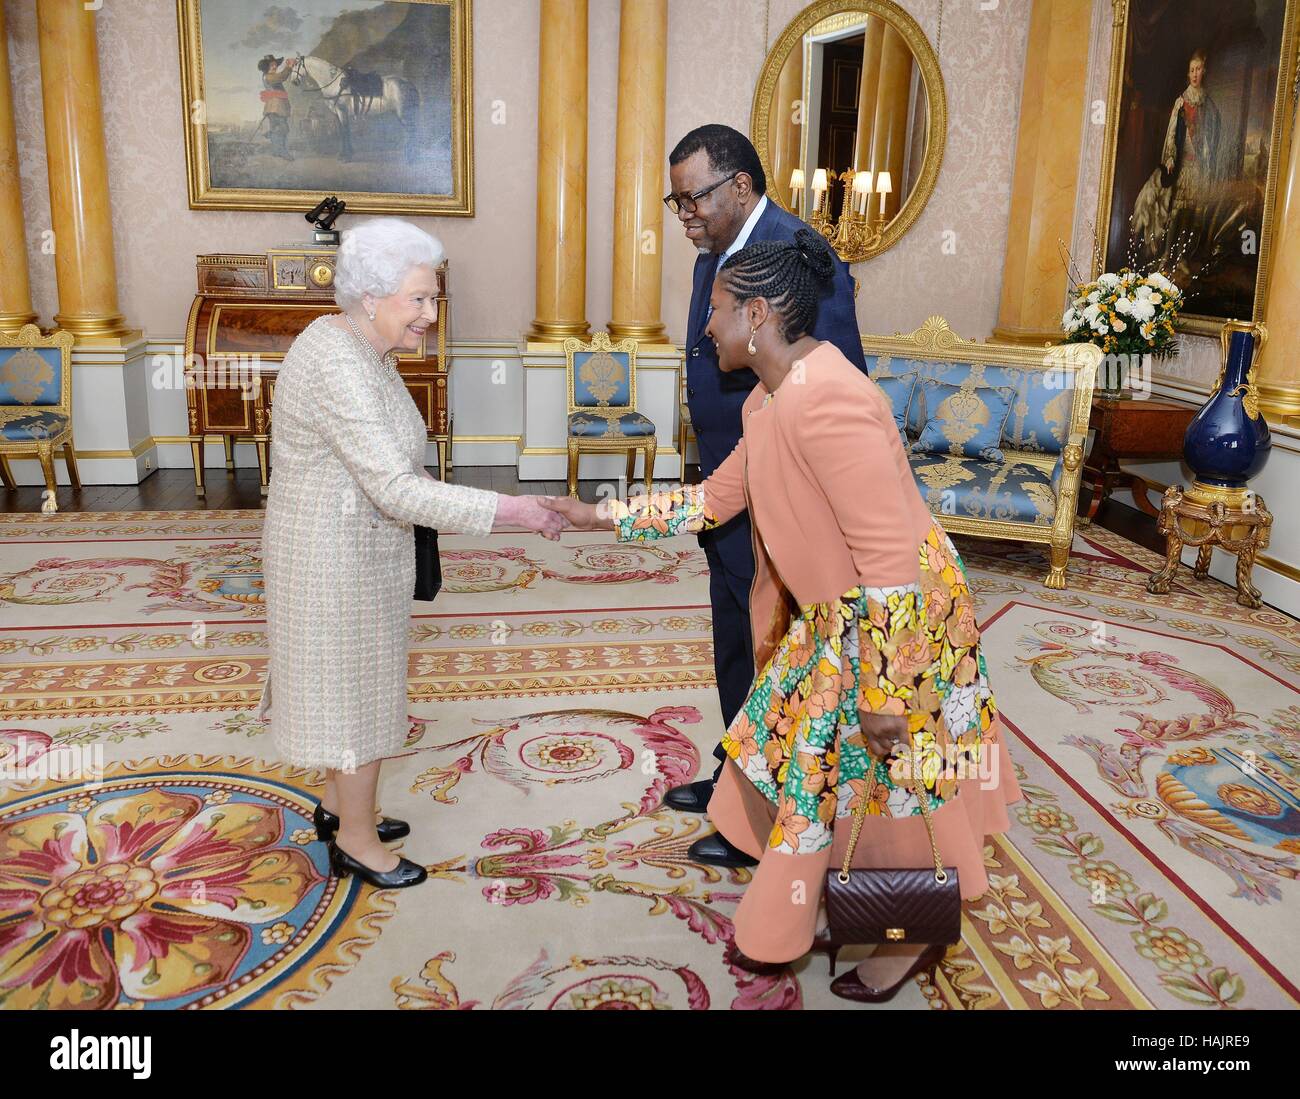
top-left (1094, 0), bottom-right (1298, 335)
top-left (177, 0), bottom-right (474, 215)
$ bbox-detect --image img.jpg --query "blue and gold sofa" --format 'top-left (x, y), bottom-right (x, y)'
top-left (862, 316), bottom-right (1100, 588)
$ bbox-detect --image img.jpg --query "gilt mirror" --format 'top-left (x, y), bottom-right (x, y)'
top-left (751, 0), bottom-right (946, 263)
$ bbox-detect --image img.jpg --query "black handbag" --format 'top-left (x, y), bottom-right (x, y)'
top-left (824, 747), bottom-right (962, 946)
top-left (413, 525), bottom-right (442, 601)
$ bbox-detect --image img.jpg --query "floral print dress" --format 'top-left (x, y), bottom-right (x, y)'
top-left (611, 486), bottom-right (999, 858)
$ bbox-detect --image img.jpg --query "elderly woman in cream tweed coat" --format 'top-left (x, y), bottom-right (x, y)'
top-left (258, 218), bottom-right (563, 889)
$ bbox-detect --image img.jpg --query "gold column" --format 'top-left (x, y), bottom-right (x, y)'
top-left (528, 0), bottom-right (590, 344)
top-left (0, 1), bottom-right (38, 332)
top-left (868, 24), bottom-right (912, 223)
top-left (992, 0), bottom-right (1092, 345)
top-left (852, 16), bottom-right (886, 174)
top-left (608, 0), bottom-right (668, 344)
top-left (37, 0), bottom-right (131, 342)
top-left (769, 41), bottom-right (804, 209)
top-left (1259, 83), bottom-right (1300, 424)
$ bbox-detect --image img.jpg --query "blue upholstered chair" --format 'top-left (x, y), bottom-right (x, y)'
top-left (0, 325), bottom-right (79, 510)
top-left (564, 332), bottom-right (657, 497)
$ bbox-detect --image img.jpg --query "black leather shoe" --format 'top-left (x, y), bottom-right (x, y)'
top-left (328, 841), bottom-right (427, 888)
top-left (687, 832), bottom-right (759, 868)
top-left (663, 779), bottom-right (715, 814)
top-left (313, 803), bottom-right (410, 843)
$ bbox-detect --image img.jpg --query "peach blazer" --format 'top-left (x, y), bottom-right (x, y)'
top-left (688, 342), bottom-right (1021, 962)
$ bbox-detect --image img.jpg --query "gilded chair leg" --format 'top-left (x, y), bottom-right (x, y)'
top-left (1045, 539), bottom-right (1070, 589)
top-left (37, 443), bottom-right (58, 513)
top-left (625, 448), bottom-right (636, 490)
top-left (567, 441), bottom-right (580, 498)
top-left (0, 455), bottom-right (14, 490)
top-left (62, 439), bottom-right (81, 491)
top-left (223, 433), bottom-right (235, 471)
top-left (643, 439), bottom-right (657, 496)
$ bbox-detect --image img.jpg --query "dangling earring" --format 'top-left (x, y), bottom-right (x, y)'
top-left (747, 327), bottom-right (757, 356)
top-left (367, 309), bottom-right (376, 322)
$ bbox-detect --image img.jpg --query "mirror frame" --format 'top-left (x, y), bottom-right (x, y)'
top-left (750, 0), bottom-right (947, 263)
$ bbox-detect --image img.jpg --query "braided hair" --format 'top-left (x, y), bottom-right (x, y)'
top-left (718, 227), bottom-right (837, 342)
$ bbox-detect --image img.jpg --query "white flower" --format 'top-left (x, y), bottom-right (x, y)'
top-left (1098, 272), bottom-right (1121, 288)
top-left (1129, 300), bottom-right (1156, 323)
top-left (1087, 290), bottom-right (1101, 303)
top-left (1114, 297), bottom-right (1133, 315)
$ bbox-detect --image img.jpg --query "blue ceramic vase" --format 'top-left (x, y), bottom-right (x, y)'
top-left (1183, 323), bottom-right (1270, 487)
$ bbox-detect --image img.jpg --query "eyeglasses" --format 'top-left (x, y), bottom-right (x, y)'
top-left (662, 172), bottom-right (739, 215)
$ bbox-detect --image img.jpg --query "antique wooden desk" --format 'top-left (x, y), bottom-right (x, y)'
top-left (183, 246), bottom-right (452, 497)
top-left (1081, 396), bottom-right (1196, 520)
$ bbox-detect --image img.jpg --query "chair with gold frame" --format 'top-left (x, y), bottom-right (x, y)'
top-left (0, 325), bottom-right (80, 510)
top-left (677, 364), bottom-right (693, 477)
top-left (564, 332), bottom-right (657, 497)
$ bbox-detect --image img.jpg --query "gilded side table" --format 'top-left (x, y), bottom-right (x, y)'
top-left (1146, 484), bottom-right (1272, 608)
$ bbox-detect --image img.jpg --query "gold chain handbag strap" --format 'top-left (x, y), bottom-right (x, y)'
top-left (838, 744), bottom-right (947, 886)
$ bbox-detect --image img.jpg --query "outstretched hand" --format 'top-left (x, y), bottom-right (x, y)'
top-left (494, 494), bottom-right (566, 541)
top-left (539, 495), bottom-right (615, 531)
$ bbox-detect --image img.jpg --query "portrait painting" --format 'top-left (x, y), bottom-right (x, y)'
top-left (177, 0), bottom-right (473, 215)
top-left (1096, 0), bottom-right (1297, 334)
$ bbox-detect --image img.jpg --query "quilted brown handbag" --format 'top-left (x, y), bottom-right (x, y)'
top-left (824, 748), bottom-right (962, 946)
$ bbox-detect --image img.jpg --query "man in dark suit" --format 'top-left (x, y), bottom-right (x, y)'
top-left (662, 124), bottom-right (869, 867)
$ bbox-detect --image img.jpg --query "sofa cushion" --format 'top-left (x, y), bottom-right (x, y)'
top-left (866, 355), bottom-right (1076, 454)
top-left (871, 374), bottom-right (917, 440)
top-left (911, 382), bottom-right (1015, 463)
top-left (908, 452), bottom-right (1057, 525)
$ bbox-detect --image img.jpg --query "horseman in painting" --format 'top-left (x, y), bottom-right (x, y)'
top-left (257, 54), bottom-right (295, 161)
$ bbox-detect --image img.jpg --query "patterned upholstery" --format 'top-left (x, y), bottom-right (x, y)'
top-left (911, 382), bottom-right (1016, 463)
top-left (0, 345), bottom-right (63, 407)
top-left (563, 332), bottom-right (657, 497)
top-left (909, 452), bottom-right (1058, 525)
top-left (861, 318), bottom-right (1102, 590)
top-left (571, 349), bottom-right (632, 408)
top-left (871, 374), bottom-right (917, 441)
top-left (2, 411), bottom-right (69, 441)
top-left (867, 354), bottom-right (1074, 454)
top-left (568, 411), bottom-right (657, 438)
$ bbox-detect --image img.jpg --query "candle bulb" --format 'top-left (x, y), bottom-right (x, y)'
top-left (875, 170), bottom-right (892, 219)
top-left (852, 171), bottom-right (873, 216)
top-left (811, 168), bottom-right (828, 215)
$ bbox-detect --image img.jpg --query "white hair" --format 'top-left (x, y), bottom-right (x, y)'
top-left (333, 218), bottom-right (445, 311)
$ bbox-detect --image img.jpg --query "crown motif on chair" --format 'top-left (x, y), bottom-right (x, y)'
top-left (0, 347), bottom-right (55, 405)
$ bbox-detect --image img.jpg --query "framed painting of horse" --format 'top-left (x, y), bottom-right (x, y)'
top-left (177, 0), bottom-right (473, 215)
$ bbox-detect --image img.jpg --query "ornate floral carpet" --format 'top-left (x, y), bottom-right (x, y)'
top-left (0, 510), bottom-right (1296, 1010)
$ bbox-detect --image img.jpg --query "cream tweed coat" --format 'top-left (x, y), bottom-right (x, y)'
top-left (258, 316), bottom-right (497, 769)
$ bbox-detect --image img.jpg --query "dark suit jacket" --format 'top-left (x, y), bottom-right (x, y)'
top-left (684, 198), bottom-right (868, 574)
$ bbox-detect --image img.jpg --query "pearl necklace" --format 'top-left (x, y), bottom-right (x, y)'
top-left (343, 313), bottom-right (399, 380)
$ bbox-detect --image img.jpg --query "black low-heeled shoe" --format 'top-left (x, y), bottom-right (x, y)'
top-left (313, 803), bottom-right (410, 843)
top-left (328, 841), bottom-right (427, 888)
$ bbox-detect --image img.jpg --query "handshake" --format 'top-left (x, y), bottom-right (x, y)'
top-left (492, 494), bottom-right (616, 541)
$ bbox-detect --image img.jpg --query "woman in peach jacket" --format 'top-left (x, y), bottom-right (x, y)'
top-left (547, 230), bottom-right (1021, 1002)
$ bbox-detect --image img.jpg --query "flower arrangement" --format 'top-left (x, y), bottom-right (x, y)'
top-left (1061, 268), bottom-right (1184, 359)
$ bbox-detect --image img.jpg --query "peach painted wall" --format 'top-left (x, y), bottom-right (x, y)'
top-left (6, 0), bottom-right (1033, 346)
